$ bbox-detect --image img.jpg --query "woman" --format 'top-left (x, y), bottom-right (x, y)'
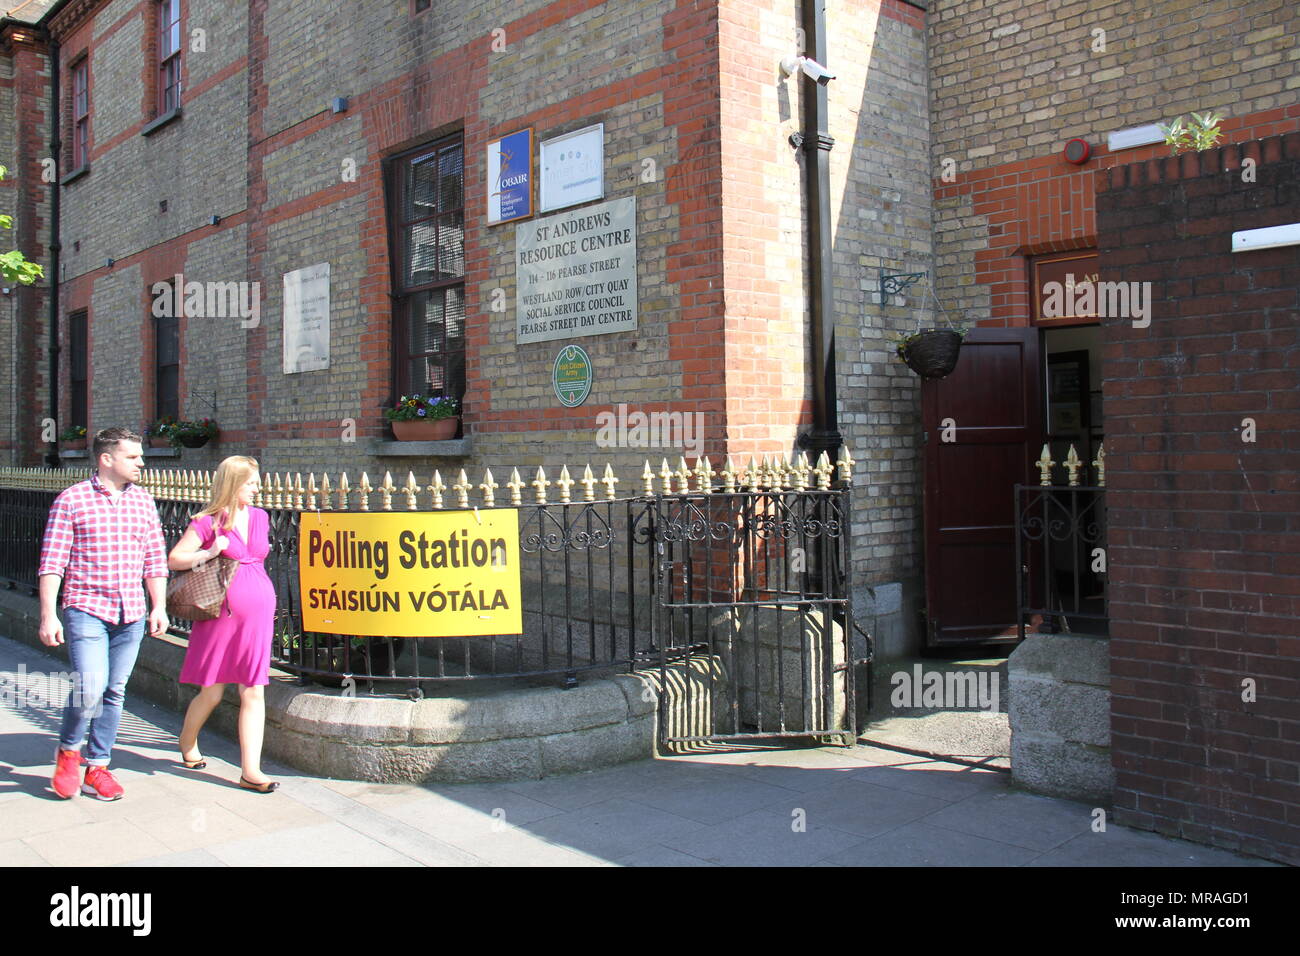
top-left (168, 456), bottom-right (279, 793)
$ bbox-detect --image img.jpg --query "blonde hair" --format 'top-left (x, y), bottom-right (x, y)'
top-left (195, 456), bottom-right (260, 533)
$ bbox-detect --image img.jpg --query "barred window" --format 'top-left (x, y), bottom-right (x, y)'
top-left (387, 135), bottom-right (465, 404)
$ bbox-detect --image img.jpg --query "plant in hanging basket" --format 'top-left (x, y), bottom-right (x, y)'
top-left (384, 393), bottom-right (461, 441)
top-left (893, 327), bottom-right (968, 379)
top-left (170, 418), bottom-right (219, 448)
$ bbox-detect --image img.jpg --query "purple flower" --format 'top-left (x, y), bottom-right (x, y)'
top-left (417, 408), bottom-right (426, 416)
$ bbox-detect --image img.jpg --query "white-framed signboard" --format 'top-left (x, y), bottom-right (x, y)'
top-left (516, 196), bottom-right (637, 344)
top-left (283, 262), bottom-right (330, 373)
top-left (539, 123), bottom-right (604, 213)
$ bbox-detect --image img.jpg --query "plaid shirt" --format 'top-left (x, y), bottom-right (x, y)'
top-left (37, 472), bottom-right (169, 624)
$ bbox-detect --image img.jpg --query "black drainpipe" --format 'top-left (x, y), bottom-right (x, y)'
top-left (43, 25), bottom-right (61, 468)
top-left (796, 0), bottom-right (841, 464)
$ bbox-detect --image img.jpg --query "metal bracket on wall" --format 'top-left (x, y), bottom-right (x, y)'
top-left (188, 390), bottom-right (218, 417)
top-left (880, 269), bottom-right (927, 301)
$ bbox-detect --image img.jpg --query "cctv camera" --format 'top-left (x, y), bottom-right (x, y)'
top-left (799, 57), bottom-right (835, 85)
top-left (779, 55), bottom-right (835, 86)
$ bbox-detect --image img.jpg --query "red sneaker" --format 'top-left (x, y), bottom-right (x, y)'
top-left (52, 748), bottom-right (82, 799)
top-left (81, 765), bottom-right (124, 801)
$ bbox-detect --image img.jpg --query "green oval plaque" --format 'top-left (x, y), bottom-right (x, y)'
top-left (553, 345), bottom-right (593, 407)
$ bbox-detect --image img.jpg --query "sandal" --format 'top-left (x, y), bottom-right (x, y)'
top-left (179, 748), bottom-right (207, 770)
top-left (239, 775), bottom-right (280, 794)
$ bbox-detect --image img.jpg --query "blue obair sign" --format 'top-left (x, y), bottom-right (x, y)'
top-left (553, 345), bottom-right (593, 407)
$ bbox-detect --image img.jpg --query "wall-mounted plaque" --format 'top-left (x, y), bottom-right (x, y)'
top-left (516, 196), bottom-right (637, 344)
top-left (539, 123), bottom-right (604, 212)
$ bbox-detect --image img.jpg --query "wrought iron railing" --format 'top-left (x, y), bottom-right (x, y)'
top-left (0, 452), bottom-right (856, 704)
top-left (1015, 442), bottom-right (1108, 639)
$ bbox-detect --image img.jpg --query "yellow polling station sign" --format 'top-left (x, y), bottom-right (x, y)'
top-left (298, 510), bottom-right (522, 637)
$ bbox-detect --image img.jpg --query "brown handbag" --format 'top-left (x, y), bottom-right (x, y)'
top-left (166, 555), bottom-right (239, 621)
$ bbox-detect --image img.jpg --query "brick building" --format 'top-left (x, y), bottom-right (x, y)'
top-left (0, 0), bottom-right (1296, 862)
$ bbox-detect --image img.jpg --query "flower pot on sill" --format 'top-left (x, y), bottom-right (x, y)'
top-left (149, 437), bottom-right (173, 449)
top-left (392, 417), bottom-right (459, 441)
top-left (62, 439), bottom-right (87, 450)
top-left (899, 329), bottom-right (964, 379)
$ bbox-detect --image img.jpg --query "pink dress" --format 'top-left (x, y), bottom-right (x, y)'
top-left (178, 509), bottom-right (276, 686)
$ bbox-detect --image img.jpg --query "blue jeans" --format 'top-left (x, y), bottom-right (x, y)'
top-left (57, 606), bottom-right (146, 767)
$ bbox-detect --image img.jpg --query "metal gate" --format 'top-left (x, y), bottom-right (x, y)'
top-left (630, 466), bottom-right (857, 748)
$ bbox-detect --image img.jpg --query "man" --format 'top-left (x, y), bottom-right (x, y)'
top-left (38, 427), bottom-right (169, 800)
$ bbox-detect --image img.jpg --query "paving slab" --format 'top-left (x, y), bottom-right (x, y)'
top-left (917, 788), bottom-right (1094, 852)
top-left (660, 808), bottom-right (868, 867)
top-left (207, 822), bottom-right (423, 867)
top-left (825, 821), bottom-right (1041, 867)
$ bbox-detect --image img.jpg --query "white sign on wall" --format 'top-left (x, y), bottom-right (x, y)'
top-left (539, 123), bottom-right (604, 212)
top-left (282, 262), bottom-right (330, 374)
top-left (516, 196), bottom-right (637, 345)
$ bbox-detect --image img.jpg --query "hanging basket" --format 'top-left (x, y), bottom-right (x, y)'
top-left (899, 329), bottom-right (964, 379)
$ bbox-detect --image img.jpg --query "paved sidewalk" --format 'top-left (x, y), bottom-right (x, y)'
top-left (0, 635), bottom-right (1274, 867)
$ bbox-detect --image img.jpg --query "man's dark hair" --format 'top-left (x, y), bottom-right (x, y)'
top-left (92, 427), bottom-right (143, 463)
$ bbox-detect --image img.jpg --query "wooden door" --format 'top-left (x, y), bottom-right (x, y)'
top-left (921, 327), bottom-right (1041, 648)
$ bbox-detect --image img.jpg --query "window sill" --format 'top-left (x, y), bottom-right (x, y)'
top-left (141, 108), bottom-right (182, 137)
top-left (58, 449), bottom-right (88, 459)
top-left (143, 447), bottom-right (181, 458)
top-left (62, 165), bottom-right (90, 185)
top-left (365, 436), bottom-right (473, 457)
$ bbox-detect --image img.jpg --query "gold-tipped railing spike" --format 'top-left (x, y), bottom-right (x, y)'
top-left (403, 471), bottom-right (420, 510)
top-left (1093, 443), bottom-right (1106, 487)
top-left (357, 472), bottom-right (373, 511)
top-left (675, 456), bottom-right (691, 494)
top-left (507, 468), bottom-right (525, 506)
top-left (307, 473), bottom-right (319, 511)
top-left (602, 463), bottom-right (619, 500)
top-left (658, 458), bottom-right (673, 496)
top-left (1036, 445), bottom-right (1055, 486)
top-left (379, 471), bottom-right (396, 510)
top-left (1065, 445), bottom-right (1081, 487)
top-left (760, 455), bottom-right (775, 491)
top-left (293, 473), bottom-right (305, 510)
top-left (579, 464), bottom-right (596, 502)
top-left (453, 469), bottom-right (471, 509)
top-left (480, 468), bottom-right (498, 507)
top-left (272, 473), bottom-right (284, 509)
top-left (428, 470), bottom-right (446, 509)
top-left (321, 473), bottom-right (333, 510)
top-left (777, 454), bottom-right (793, 490)
top-left (747, 457), bottom-right (761, 493)
top-left (641, 460), bottom-right (655, 496)
top-left (722, 456), bottom-right (737, 494)
top-left (337, 472), bottom-right (350, 510)
top-left (813, 451), bottom-right (833, 490)
top-left (793, 452), bottom-right (810, 491)
top-left (695, 456), bottom-right (714, 494)
top-left (556, 464), bottom-right (574, 504)
top-left (836, 445), bottom-right (855, 485)
top-left (532, 467), bottom-right (549, 504)
top-left (282, 472), bottom-right (294, 509)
